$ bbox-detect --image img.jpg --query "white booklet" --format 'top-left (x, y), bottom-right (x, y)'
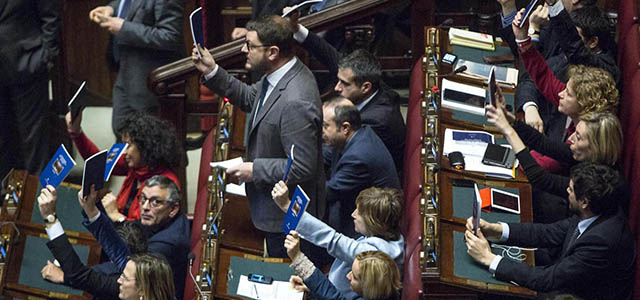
top-left (210, 157), bottom-right (243, 169)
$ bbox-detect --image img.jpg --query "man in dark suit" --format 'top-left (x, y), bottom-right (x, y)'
top-left (323, 98), bottom-right (400, 238)
top-left (465, 162), bottom-right (635, 300)
top-left (38, 185), bottom-right (147, 300)
top-left (88, 0), bottom-right (184, 135)
top-left (287, 14), bottom-right (406, 173)
top-left (80, 175), bottom-right (190, 300)
top-left (0, 0), bottom-right (61, 179)
top-left (193, 15), bottom-right (326, 257)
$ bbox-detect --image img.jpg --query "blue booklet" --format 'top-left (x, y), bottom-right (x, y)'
top-left (104, 143), bottom-right (128, 181)
top-left (190, 7), bottom-right (204, 57)
top-left (282, 185), bottom-right (310, 234)
top-left (40, 144), bottom-right (76, 188)
top-left (82, 150), bottom-right (108, 198)
top-left (282, 144), bottom-right (295, 182)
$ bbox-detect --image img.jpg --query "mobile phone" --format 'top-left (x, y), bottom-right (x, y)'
top-left (442, 53), bottom-right (457, 65)
top-left (248, 273), bottom-right (273, 284)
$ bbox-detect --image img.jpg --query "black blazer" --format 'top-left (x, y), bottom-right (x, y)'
top-left (0, 0), bottom-right (60, 85)
top-left (302, 31), bottom-right (407, 171)
top-left (495, 210), bottom-right (636, 300)
top-left (46, 234), bottom-right (119, 300)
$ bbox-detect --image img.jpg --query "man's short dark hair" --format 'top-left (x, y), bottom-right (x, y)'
top-left (246, 14), bottom-right (294, 57)
top-left (571, 6), bottom-right (613, 51)
top-left (118, 221), bottom-right (147, 254)
top-left (145, 175), bottom-right (181, 204)
top-left (570, 162), bottom-right (623, 215)
top-left (333, 105), bottom-right (362, 131)
top-left (338, 49), bottom-right (382, 90)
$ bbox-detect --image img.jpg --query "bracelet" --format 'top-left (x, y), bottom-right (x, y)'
top-left (517, 37), bottom-right (532, 49)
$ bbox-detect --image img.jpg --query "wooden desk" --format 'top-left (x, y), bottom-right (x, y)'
top-left (418, 27), bottom-right (536, 299)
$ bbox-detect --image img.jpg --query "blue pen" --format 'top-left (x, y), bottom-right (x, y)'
top-left (223, 127), bottom-right (230, 139)
top-left (12, 191), bottom-right (18, 204)
top-left (0, 245), bottom-right (5, 259)
top-left (205, 273), bottom-right (212, 286)
top-left (282, 144), bottom-right (295, 182)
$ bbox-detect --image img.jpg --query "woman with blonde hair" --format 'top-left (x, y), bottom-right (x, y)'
top-left (272, 182), bottom-right (404, 298)
top-left (117, 253), bottom-right (175, 300)
top-left (285, 231), bottom-right (402, 300)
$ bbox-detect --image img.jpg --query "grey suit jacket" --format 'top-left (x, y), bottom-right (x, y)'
top-left (0, 0), bottom-right (61, 85)
top-left (107, 0), bottom-right (183, 111)
top-left (204, 58), bottom-right (326, 232)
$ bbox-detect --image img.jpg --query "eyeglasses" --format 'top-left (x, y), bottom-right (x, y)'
top-left (244, 41), bottom-right (272, 51)
top-left (119, 272), bottom-right (133, 282)
top-left (138, 193), bottom-right (173, 208)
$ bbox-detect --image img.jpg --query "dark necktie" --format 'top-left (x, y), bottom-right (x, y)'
top-left (566, 226), bottom-right (580, 250)
top-left (253, 79), bottom-right (270, 127)
top-left (112, 0), bottom-right (132, 63)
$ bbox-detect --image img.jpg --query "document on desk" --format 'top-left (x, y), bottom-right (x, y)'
top-left (236, 275), bottom-right (303, 300)
top-left (443, 129), bottom-right (515, 178)
top-left (210, 157), bottom-right (244, 169)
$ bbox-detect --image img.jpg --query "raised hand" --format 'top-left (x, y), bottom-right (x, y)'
top-left (192, 44), bottom-right (217, 75)
top-left (284, 231), bottom-right (302, 260)
top-left (511, 8), bottom-right (530, 41)
top-left (37, 185), bottom-right (57, 220)
top-left (271, 181), bottom-right (291, 213)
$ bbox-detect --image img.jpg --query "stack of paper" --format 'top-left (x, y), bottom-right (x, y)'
top-left (442, 129), bottom-right (515, 179)
top-left (236, 275), bottom-right (303, 300)
top-left (449, 28), bottom-right (495, 51)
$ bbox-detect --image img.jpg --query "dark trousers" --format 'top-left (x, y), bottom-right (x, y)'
top-left (0, 76), bottom-right (51, 179)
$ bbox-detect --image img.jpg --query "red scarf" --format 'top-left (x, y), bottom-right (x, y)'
top-left (117, 166), bottom-right (180, 220)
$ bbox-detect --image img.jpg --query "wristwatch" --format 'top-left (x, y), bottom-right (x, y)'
top-left (44, 213), bottom-right (57, 224)
top-left (528, 28), bottom-right (540, 36)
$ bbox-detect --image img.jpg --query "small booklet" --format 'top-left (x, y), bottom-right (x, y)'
top-left (190, 7), bottom-right (204, 57)
top-left (82, 150), bottom-right (107, 198)
top-left (281, 0), bottom-right (323, 17)
top-left (40, 144), bottom-right (76, 188)
top-left (473, 183), bottom-right (482, 236)
top-left (282, 144), bottom-right (295, 182)
top-left (282, 185), bottom-right (310, 234)
top-left (67, 81), bottom-right (87, 122)
top-left (519, 0), bottom-right (541, 28)
top-left (486, 66), bottom-right (497, 107)
top-left (449, 27), bottom-right (495, 51)
top-left (104, 143), bottom-right (128, 182)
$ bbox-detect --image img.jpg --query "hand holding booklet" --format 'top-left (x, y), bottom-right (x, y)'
top-left (190, 7), bottom-right (204, 57)
top-left (282, 185), bottom-right (310, 234)
top-left (82, 150), bottom-right (107, 198)
top-left (40, 144), bottom-right (76, 188)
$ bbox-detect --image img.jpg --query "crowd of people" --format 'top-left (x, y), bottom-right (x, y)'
top-left (3, 0), bottom-right (637, 299)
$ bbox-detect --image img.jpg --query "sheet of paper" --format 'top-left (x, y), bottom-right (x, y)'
top-left (225, 182), bottom-right (246, 196)
top-left (210, 157), bottom-right (243, 169)
top-left (236, 275), bottom-right (303, 300)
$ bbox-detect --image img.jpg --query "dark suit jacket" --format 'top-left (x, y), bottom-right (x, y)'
top-left (495, 210), bottom-right (636, 300)
top-left (327, 126), bottom-right (400, 236)
top-left (46, 234), bottom-right (119, 300)
top-left (302, 31), bottom-right (407, 171)
top-left (0, 0), bottom-right (60, 85)
top-left (85, 212), bottom-right (191, 300)
top-left (204, 58), bottom-right (326, 232)
top-left (106, 0), bottom-right (184, 125)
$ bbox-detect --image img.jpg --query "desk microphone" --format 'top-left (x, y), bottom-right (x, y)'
top-left (437, 65), bottom-right (467, 78)
top-left (188, 252), bottom-right (204, 297)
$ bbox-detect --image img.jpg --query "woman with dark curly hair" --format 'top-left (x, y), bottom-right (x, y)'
top-left (66, 111), bottom-right (182, 221)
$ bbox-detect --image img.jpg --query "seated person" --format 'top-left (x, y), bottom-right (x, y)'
top-left (320, 99), bottom-right (400, 237)
top-left (37, 185), bottom-right (147, 300)
top-left (272, 182), bottom-right (403, 298)
top-left (285, 10), bottom-right (406, 172)
top-left (464, 162), bottom-right (635, 300)
top-left (66, 111), bottom-right (182, 221)
top-left (118, 253), bottom-right (175, 300)
top-left (511, 8), bottom-right (618, 139)
top-left (79, 175), bottom-right (190, 300)
top-left (487, 89), bottom-right (622, 200)
top-left (285, 232), bottom-right (402, 300)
